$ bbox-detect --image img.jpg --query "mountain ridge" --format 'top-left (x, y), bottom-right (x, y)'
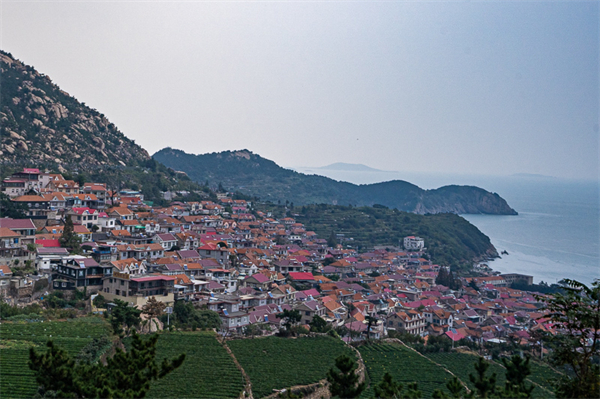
top-left (0, 51), bottom-right (150, 169)
top-left (0, 50), bottom-right (210, 204)
top-left (153, 147), bottom-right (518, 215)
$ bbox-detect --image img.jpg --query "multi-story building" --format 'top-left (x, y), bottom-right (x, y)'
top-left (387, 310), bottom-right (427, 336)
top-left (12, 195), bottom-right (52, 219)
top-left (101, 272), bottom-right (175, 307)
top-left (207, 296), bottom-right (250, 332)
top-left (403, 236), bottom-right (425, 251)
top-left (51, 256), bottom-right (112, 292)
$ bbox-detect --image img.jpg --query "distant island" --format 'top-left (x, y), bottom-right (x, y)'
top-left (313, 162), bottom-right (391, 172)
top-left (511, 173), bottom-right (557, 179)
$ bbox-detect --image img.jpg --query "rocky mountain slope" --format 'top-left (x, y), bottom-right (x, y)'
top-left (0, 51), bottom-right (210, 203)
top-left (153, 148), bottom-right (518, 215)
top-left (0, 51), bottom-right (149, 170)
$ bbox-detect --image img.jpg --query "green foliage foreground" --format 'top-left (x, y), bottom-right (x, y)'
top-left (536, 279), bottom-right (600, 398)
top-left (327, 354), bottom-right (365, 398)
top-left (129, 331), bottom-right (244, 399)
top-left (29, 331), bottom-right (185, 399)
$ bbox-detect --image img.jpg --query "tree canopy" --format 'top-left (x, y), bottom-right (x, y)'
top-left (0, 193), bottom-right (28, 218)
top-left (277, 309), bottom-right (302, 334)
top-left (537, 279), bottom-right (600, 398)
top-left (170, 301), bottom-right (221, 330)
top-left (59, 215), bottom-right (81, 254)
top-left (326, 354), bottom-right (365, 398)
top-left (29, 330), bottom-right (185, 398)
top-left (374, 372), bottom-right (403, 399)
top-left (109, 299), bottom-right (142, 337)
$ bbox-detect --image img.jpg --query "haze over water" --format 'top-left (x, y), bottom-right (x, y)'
top-left (293, 166), bottom-right (600, 285)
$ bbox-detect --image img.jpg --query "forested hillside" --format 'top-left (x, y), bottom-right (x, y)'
top-left (154, 147), bottom-right (517, 215)
top-left (257, 203), bottom-right (498, 268)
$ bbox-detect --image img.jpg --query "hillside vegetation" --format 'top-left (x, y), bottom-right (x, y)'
top-left (0, 51), bottom-right (209, 204)
top-left (153, 148), bottom-right (517, 215)
top-left (228, 335), bottom-right (355, 398)
top-left (0, 317), bottom-right (111, 399)
top-left (257, 203), bottom-right (497, 268)
top-left (126, 332), bottom-right (244, 399)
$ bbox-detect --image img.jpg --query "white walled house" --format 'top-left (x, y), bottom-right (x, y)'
top-left (403, 236), bottom-right (425, 251)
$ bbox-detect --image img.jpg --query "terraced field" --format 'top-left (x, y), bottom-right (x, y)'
top-left (228, 335), bottom-right (355, 398)
top-left (140, 331), bottom-right (244, 399)
top-left (359, 343), bottom-right (454, 398)
top-left (0, 317), bottom-right (111, 399)
top-left (425, 352), bottom-right (558, 398)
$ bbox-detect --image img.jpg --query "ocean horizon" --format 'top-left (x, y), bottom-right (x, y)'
top-left (292, 166), bottom-right (600, 286)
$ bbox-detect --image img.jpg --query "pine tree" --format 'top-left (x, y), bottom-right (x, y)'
top-left (536, 279), bottom-right (600, 398)
top-left (469, 357), bottom-right (497, 398)
top-left (327, 354), bottom-right (365, 398)
top-left (0, 193), bottom-right (28, 218)
top-left (433, 376), bottom-right (466, 398)
top-left (29, 330), bottom-right (185, 398)
top-left (404, 382), bottom-right (423, 399)
top-left (448, 269), bottom-right (461, 290)
top-left (446, 377), bottom-right (466, 398)
top-left (141, 297), bottom-right (166, 333)
top-left (276, 309), bottom-right (302, 335)
top-left (309, 314), bottom-right (328, 333)
top-left (59, 215), bottom-right (81, 253)
top-left (436, 267), bottom-right (449, 286)
top-left (500, 355), bottom-right (534, 398)
top-left (327, 231), bottom-right (338, 248)
top-left (374, 372), bottom-right (403, 398)
top-left (109, 298), bottom-right (142, 337)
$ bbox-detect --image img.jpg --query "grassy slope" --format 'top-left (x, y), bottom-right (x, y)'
top-left (228, 335), bottom-right (355, 398)
top-left (359, 343), bottom-right (454, 398)
top-left (0, 317), bottom-right (111, 399)
top-left (141, 331), bottom-right (244, 399)
top-left (425, 352), bottom-right (558, 398)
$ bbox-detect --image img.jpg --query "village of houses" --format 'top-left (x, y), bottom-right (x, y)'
top-left (1, 167), bottom-right (548, 346)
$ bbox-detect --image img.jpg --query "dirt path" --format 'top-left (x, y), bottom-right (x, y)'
top-left (490, 358), bottom-right (555, 397)
top-left (219, 337), bottom-right (253, 399)
top-left (382, 338), bottom-right (472, 394)
top-left (348, 342), bottom-right (367, 386)
top-left (248, 337), bottom-right (367, 399)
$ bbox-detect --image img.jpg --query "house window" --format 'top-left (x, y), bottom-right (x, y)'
top-left (305, 311), bottom-right (310, 316)
top-left (121, 280), bottom-right (124, 286)
top-left (116, 289), bottom-right (120, 295)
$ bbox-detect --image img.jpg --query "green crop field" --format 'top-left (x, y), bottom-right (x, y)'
top-left (138, 331), bottom-right (244, 399)
top-left (359, 343), bottom-right (454, 398)
top-left (0, 317), bottom-right (111, 399)
top-left (228, 335), bottom-right (355, 398)
top-left (425, 352), bottom-right (557, 398)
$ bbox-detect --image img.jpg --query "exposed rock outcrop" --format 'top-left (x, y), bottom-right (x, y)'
top-left (0, 50), bottom-right (150, 170)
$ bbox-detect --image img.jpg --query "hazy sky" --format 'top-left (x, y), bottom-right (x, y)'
top-left (2, 1), bottom-right (598, 179)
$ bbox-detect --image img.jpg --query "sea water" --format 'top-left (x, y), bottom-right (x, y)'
top-left (292, 167), bottom-right (600, 285)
